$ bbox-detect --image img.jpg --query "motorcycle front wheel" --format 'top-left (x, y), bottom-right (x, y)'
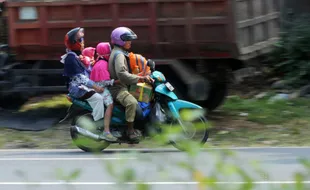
top-left (167, 111), bottom-right (209, 151)
top-left (70, 113), bottom-right (110, 153)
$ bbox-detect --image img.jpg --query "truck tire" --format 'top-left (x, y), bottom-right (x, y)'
top-left (0, 62), bottom-right (33, 110)
top-left (203, 81), bottom-right (228, 111)
top-left (0, 53), bottom-right (8, 68)
top-left (166, 73), bottom-right (228, 112)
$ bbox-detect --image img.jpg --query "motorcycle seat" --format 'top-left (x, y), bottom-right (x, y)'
top-left (67, 94), bottom-right (144, 120)
top-left (66, 94), bottom-right (92, 111)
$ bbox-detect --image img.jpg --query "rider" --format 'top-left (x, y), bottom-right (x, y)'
top-left (62, 27), bottom-right (117, 142)
top-left (108, 27), bottom-right (153, 141)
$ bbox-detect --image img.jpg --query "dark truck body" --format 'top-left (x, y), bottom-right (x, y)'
top-left (0, 0), bottom-right (281, 110)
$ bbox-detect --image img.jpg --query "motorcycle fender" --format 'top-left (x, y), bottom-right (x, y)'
top-left (155, 84), bottom-right (178, 100)
top-left (167, 100), bottom-right (203, 119)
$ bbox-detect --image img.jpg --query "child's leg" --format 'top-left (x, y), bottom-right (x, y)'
top-left (102, 89), bottom-right (114, 131)
top-left (103, 103), bottom-right (113, 133)
top-left (100, 89), bottom-right (118, 141)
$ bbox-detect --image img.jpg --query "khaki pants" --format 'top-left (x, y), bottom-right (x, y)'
top-left (116, 90), bottom-right (138, 122)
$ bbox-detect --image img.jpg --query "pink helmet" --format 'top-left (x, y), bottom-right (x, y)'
top-left (96, 42), bottom-right (111, 60)
top-left (82, 47), bottom-right (95, 58)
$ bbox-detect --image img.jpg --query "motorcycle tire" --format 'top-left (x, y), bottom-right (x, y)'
top-left (168, 115), bottom-right (209, 152)
top-left (70, 113), bottom-right (110, 153)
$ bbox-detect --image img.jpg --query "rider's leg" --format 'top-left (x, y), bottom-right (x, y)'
top-left (116, 90), bottom-right (140, 140)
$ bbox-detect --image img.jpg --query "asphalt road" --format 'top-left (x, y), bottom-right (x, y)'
top-left (0, 147), bottom-right (310, 190)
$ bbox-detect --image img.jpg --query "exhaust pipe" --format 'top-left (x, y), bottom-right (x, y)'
top-left (71, 125), bottom-right (101, 141)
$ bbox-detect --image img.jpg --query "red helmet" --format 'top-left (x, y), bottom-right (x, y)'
top-left (64, 27), bottom-right (84, 51)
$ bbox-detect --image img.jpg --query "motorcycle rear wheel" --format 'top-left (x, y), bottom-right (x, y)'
top-left (70, 113), bottom-right (110, 153)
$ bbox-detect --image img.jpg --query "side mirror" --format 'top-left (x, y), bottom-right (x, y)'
top-left (147, 59), bottom-right (155, 72)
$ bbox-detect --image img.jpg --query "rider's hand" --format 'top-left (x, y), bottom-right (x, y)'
top-left (146, 76), bottom-right (154, 84)
top-left (140, 76), bottom-right (154, 84)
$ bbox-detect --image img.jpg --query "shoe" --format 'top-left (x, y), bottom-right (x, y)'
top-left (99, 132), bottom-right (118, 142)
top-left (127, 131), bottom-right (140, 141)
top-left (111, 130), bottom-right (122, 138)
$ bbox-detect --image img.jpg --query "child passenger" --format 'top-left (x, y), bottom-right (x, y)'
top-left (80, 47), bottom-right (96, 70)
top-left (89, 42), bottom-right (120, 138)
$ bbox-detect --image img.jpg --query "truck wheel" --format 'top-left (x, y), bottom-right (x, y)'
top-left (167, 77), bottom-right (227, 111)
top-left (0, 53), bottom-right (8, 68)
top-left (203, 82), bottom-right (228, 111)
top-left (198, 64), bottom-right (231, 112)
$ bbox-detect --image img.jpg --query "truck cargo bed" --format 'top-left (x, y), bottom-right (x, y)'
top-left (4, 0), bottom-right (280, 61)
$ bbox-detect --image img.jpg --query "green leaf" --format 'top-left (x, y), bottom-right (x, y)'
top-left (137, 183), bottom-right (150, 190)
top-left (177, 161), bottom-right (192, 170)
top-left (299, 158), bottom-right (310, 170)
top-left (105, 162), bottom-right (116, 177)
top-left (66, 169), bottom-right (81, 181)
top-left (223, 164), bottom-right (238, 176)
top-left (294, 172), bottom-right (305, 190)
top-left (122, 168), bottom-right (136, 182)
top-left (54, 168), bottom-right (64, 180)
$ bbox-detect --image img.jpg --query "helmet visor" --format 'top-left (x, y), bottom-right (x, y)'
top-left (120, 33), bottom-right (137, 41)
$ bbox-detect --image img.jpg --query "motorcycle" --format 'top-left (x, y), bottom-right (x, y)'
top-left (59, 60), bottom-right (209, 152)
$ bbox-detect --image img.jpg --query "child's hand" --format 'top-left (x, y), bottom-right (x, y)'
top-left (113, 80), bottom-right (120, 85)
top-left (93, 85), bottom-right (104, 93)
top-left (90, 58), bottom-right (95, 65)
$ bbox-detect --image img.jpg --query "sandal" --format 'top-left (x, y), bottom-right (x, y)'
top-left (127, 131), bottom-right (140, 141)
top-left (135, 129), bottom-right (142, 137)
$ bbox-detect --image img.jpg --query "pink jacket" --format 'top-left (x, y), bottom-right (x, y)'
top-left (90, 59), bottom-right (110, 82)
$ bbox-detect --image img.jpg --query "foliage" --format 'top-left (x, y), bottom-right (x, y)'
top-left (266, 14), bottom-right (310, 87)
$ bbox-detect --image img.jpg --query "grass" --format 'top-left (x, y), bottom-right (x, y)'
top-left (210, 119), bottom-right (310, 147)
top-left (221, 93), bottom-right (310, 125)
top-left (1, 92), bottom-right (310, 149)
top-left (210, 92), bottom-right (310, 147)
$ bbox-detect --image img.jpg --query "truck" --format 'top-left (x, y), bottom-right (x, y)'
top-left (0, 0), bottom-right (281, 110)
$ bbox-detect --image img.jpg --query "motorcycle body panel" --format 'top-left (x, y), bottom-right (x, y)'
top-left (167, 100), bottom-right (203, 119)
top-left (152, 71), bottom-right (167, 83)
top-left (155, 84), bottom-right (178, 100)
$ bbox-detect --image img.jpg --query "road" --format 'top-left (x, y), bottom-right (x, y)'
top-left (0, 147), bottom-right (310, 190)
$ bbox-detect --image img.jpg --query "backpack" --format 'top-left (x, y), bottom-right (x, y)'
top-left (111, 50), bottom-right (150, 77)
top-left (128, 52), bottom-right (151, 76)
top-left (112, 50), bottom-right (152, 118)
